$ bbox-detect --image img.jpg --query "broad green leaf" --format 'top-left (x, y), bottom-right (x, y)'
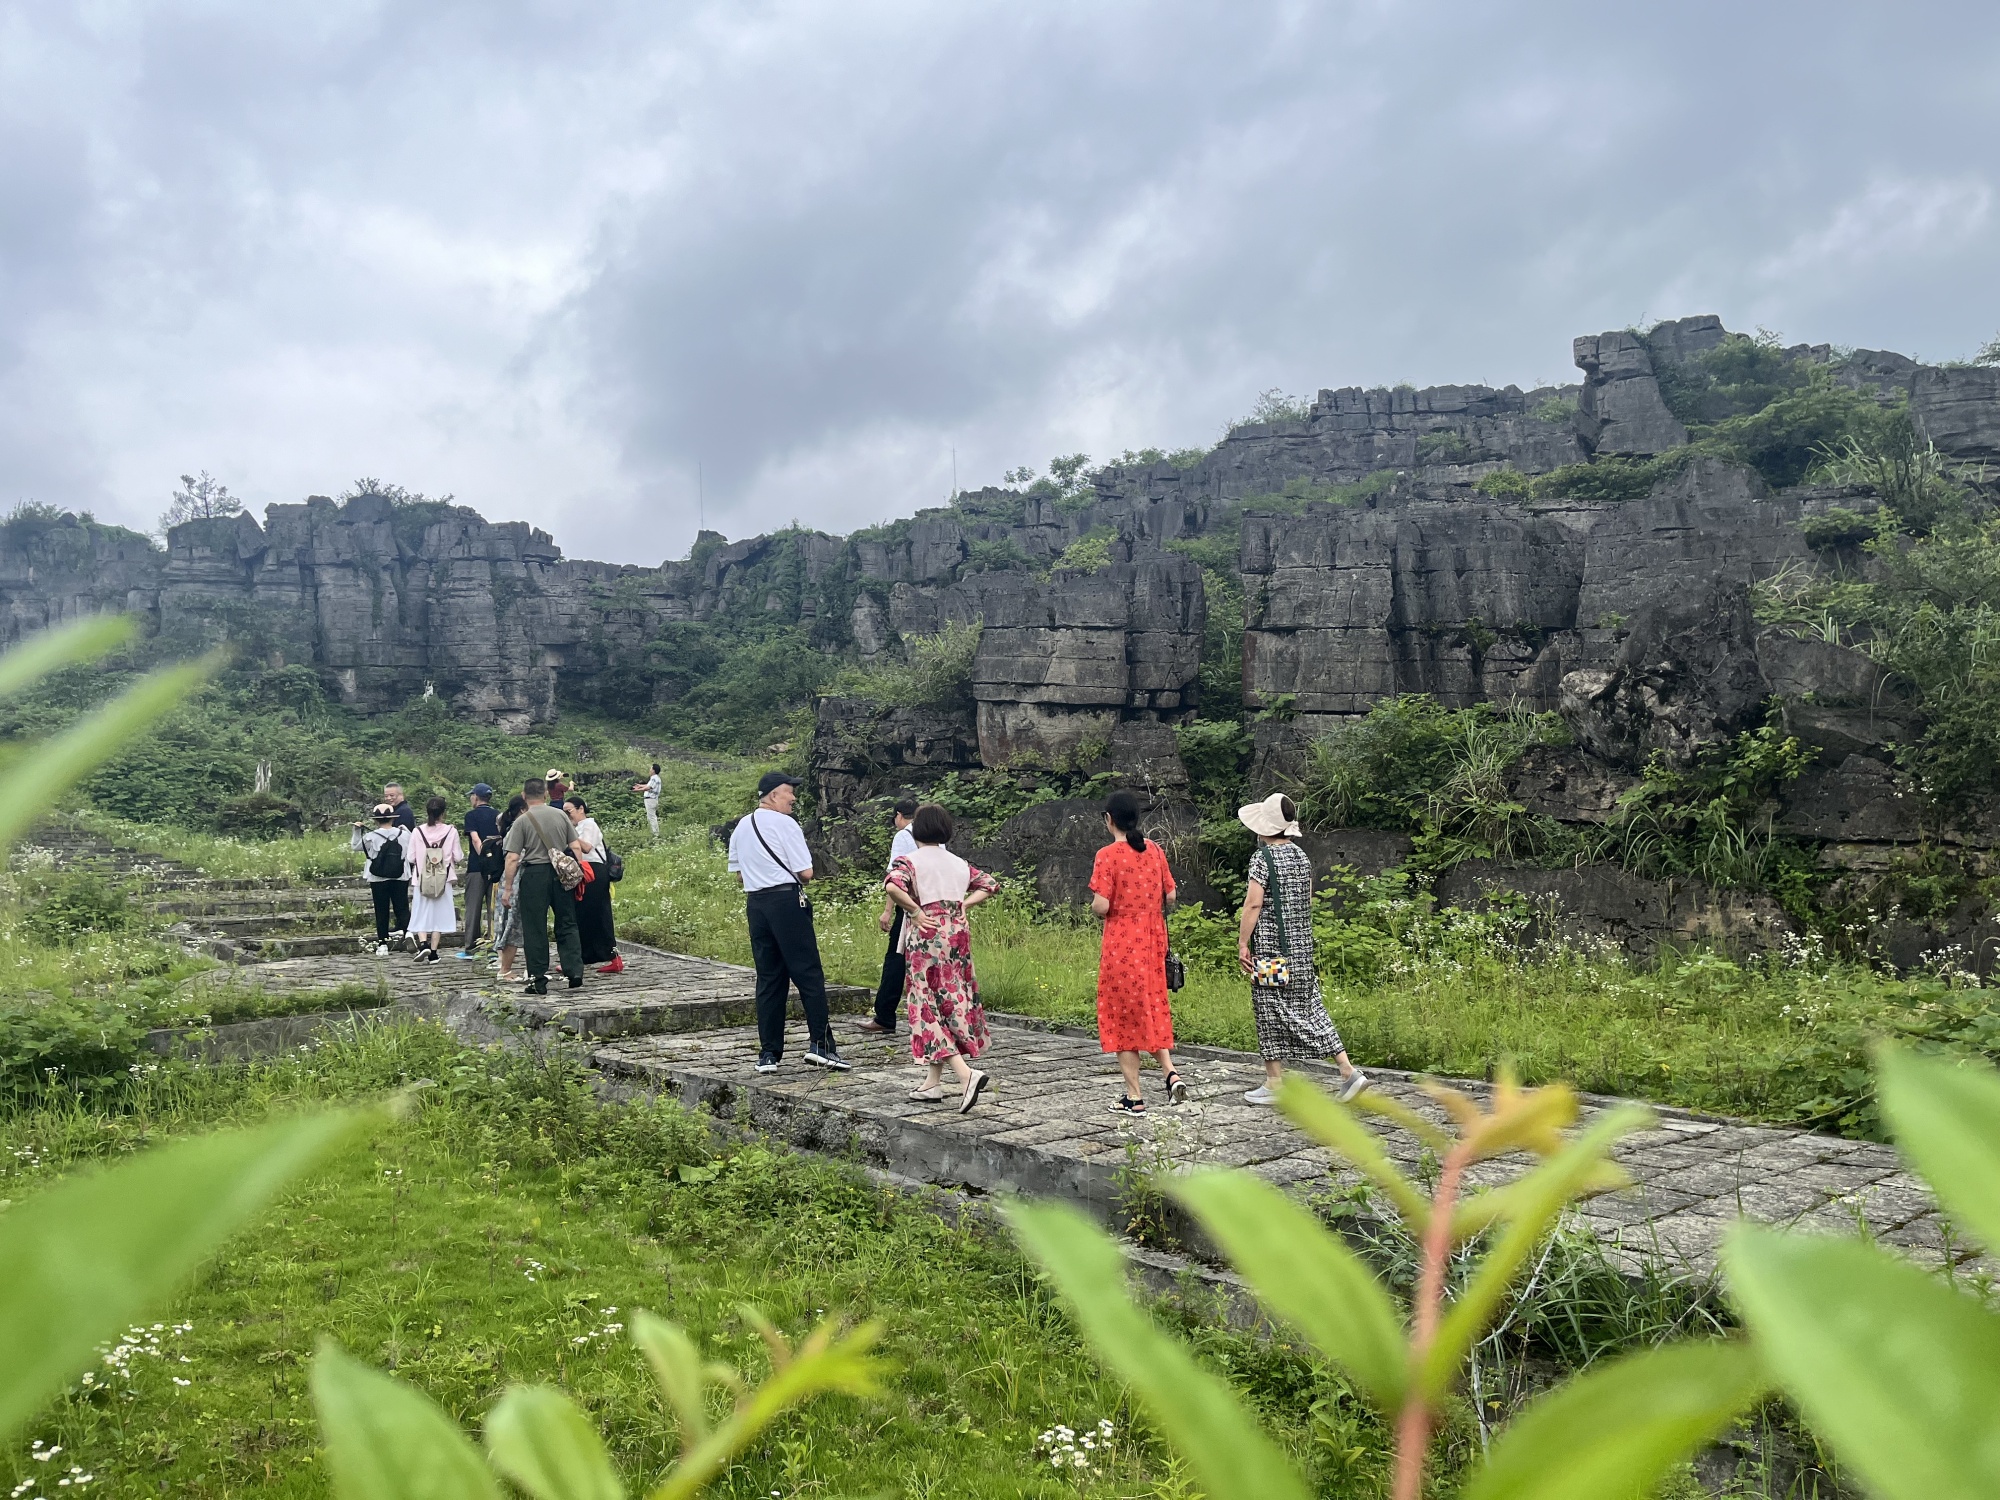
top-left (1725, 1225), bottom-right (2000, 1500)
top-left (630, 1312), bottom-right (712, 1451)
top-left (312, 1341), bottom-right (502, 1500)
top-left (1170, 1171), bottom-right (1406, 1409)
top-left (1004, 1200), bottom-right (1312, 1500)
top-left (1876, 1045), bottom-right (2000, 1253)
top-left (0, 1108), bottom-right (367, 1440)
top-left (486, 1385), bottom-right (625, 1500)
top-left (649, 1317), bottom-right (883, 1500)
top-left (0, 654), bottom-right (219, 850)
top-left (1277, 1078), bottom-right (1432, 1229)
top-left (0, 615), bottom-right (133, 702)
top-left (1424, 1104), bottom-right (1649, 1396)
top-left (1464, 1341), bottom-right (1767, 1500)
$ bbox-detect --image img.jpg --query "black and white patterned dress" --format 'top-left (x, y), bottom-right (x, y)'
top-left (1247, 841), bottom-right (1346, 1062)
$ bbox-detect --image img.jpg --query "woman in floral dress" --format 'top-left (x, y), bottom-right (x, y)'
top-left (886, 803), bottom-right (998, 1113)
top-left (1235, 792), bottom-right (1369, 1108)
top-left (1089, 789), bottom-right (1186, 1114)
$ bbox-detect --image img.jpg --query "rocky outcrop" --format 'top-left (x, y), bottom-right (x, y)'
top-left (1574, 329), bottom-right (1689, 456)
top-left (1434, 861), bottom-right (1796, 959)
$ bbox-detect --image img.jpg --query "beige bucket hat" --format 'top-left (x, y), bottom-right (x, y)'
top-left (1237, 791), bottom-right (1301, 837)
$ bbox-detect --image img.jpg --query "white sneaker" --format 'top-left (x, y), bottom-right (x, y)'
top-left (375, 943), bottom-right (390, 957)
top-left (1339, 1071), bottom-right (1372, 1103)
top-left (1243, 1084), bottom-right (1275, 1106)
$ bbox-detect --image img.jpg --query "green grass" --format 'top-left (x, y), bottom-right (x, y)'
top-left (0, 1024), bottom-right (1362, 1498)
top-left (613, 831), bottom-right (1980, 1137)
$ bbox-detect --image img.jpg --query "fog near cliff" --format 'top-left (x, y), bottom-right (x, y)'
top-left (2, 2), bottom-right (1997, 565)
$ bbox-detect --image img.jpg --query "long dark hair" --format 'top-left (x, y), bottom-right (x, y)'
top-left (1106, 789), bottom-right (1145, 853)
top-left (499, 794), bottom-right (527, 834)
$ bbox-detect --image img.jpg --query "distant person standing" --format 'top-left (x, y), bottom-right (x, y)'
top-left (1236, 792), bottom-right (1369, 1106)
top-left (855, 797), bottom-right (919, 1037)
top-left (565, 795), bottom-right (624, 975)
top-left (501, 777), bottom-right (584, 996)
top-left (457, 783), bottom-right (500, 959)
top-left (726, 772), bottom-right (848, 1074)
top-left (1090, 789), bottom-right (1186, 1114)
top-left (350, 803), bottom-right (411, 955)
top-left (885, 803), bottom-right (997, 1112)
top-left (407, 796), bottom-right (462, 964)
top-left (382, 784), bottom-right (417, 830)
top-left (633, 763), bottom-right (663, 838)
top-left (544, 769), bottom-right (569, 813)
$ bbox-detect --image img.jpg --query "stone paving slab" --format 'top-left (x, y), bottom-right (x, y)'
top-left (592, 1018), bottom-right (1967, 1279)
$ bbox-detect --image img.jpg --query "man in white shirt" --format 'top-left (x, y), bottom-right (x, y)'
top-left (726, 772), bottom-right (848, 1074)
top-left (855, 797), bottom-right (919, 1036)
top-left (632, 763), bottom-right (663, 837)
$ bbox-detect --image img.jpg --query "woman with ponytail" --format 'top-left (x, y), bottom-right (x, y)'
top-left (1088, 789), bottom-right (1185, 1113)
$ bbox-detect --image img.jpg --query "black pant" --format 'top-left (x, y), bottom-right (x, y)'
top-left (577, 868), bottom-right (617, 964)
top-left (517, 863), bottom-right (583, 983)
top-left (370, 881), bottom-right (410, 941)
top-left (746, 886), bottom-right (832, 1059)
top-left (873, 908), bottom-right (905, 1029)
top-left (463, 869), bottom-right (493, 947)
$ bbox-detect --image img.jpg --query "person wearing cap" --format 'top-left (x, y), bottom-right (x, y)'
top-left (725, 772), bottom-right (849, 1074)
top-left (350, 803), bottom-right (412, 955)
top-left (457, 783), bottom-right (501, 958)
top-left (1235, 791), bottom-right (1369, 1107)
top-left (500, 777), bottom-right (585, 995)
top-left (854, 796), bottom-right (919, 1037)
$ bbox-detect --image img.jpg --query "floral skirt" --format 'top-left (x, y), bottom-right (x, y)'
top-left (903, 904), bottom-right (990, 1064)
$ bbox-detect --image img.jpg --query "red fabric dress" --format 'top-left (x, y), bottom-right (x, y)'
top-left (1089, 838), bottom-right (1178, 1053)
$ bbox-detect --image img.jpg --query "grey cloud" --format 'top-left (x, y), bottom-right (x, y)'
top-left (2, 2), bottom-right (1998, 563)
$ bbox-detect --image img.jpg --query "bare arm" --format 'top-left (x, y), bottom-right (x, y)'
top-left (1238, 879), bottom-right (1266, 972)
top-left (1091, 892), bottom-right (1111, 919)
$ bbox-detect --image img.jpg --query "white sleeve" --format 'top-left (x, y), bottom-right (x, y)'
top-left (725, 821), bottom-right (742, 873)
top-left (780, 817), bottom-right (813, 871)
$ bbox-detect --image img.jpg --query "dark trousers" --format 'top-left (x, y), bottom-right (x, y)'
top-left (517, 863), bottom-right (583, 982)
top-left (370, 881), bottom-right (410, 941)
top-left (462, 870), bottom-right (493, 948)
top-left (873, 908), bottom-right (906, 1030)
top-left (746, 886), bottom-right (832, 1058)
top-left (577, 870), bottom-right (617, 964)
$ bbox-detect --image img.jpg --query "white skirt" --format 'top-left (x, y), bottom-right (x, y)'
top-left (409, 885), bottom-right (458, 933)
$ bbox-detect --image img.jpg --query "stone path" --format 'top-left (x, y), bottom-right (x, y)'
top-left (23, 823), bottom-right (1964, 1281)
top-left (593, 1018), bottom-right (1963, 1277)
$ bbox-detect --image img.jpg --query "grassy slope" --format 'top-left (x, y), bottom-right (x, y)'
top-left (0, 1026), bottom-right (1352, 1499)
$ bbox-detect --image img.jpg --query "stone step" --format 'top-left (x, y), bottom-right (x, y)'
top-left (508, 949), bottom-right (871, 1038)
top-left (588, 1019), bottom-right (1962, 1280)
top-left (189, 912), bottom-right (369, 938)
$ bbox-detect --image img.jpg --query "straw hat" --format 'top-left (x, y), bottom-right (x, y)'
top-left (1237, 791), bottom-right (1301, 838)
top-left (544, 767), bottom-right (567, 784)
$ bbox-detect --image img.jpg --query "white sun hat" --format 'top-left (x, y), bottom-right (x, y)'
top-left (1237, 791), bottom-right (1301, 837)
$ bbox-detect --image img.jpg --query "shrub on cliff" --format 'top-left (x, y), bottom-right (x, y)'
top-left (833, 620), bottom-right (982, 711)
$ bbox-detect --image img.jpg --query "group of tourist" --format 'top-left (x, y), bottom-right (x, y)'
top-left (728, 776), bottom-right (1370, 1113)
top-left (350, 770), bottom-right (626, 994)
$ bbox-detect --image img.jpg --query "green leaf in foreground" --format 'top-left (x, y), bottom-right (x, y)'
top-left (312, 1341), bottom-right (503, 1500)
top-left (0, 615), bottom-right (134, 702)
top-left (1464, 1340), bottom-right (1767, 1500)
top-left (1005, 1199), bottom-right (1313, 1500)
top-left (1169, 1170), bottom-right (1406, 1408)
top-left (1875, 1044), bottom-right (2000, 1253)
top-left (486, 1384), bottom-right (626, 1500)
top-left (0, 1107), bottom-right (369, 1441)
top-left (1725, 1225), bottom-right (2000, 1500)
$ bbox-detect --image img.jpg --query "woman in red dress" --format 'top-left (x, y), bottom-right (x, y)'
top-left (1089, 789), bottom-right (1186, 1114)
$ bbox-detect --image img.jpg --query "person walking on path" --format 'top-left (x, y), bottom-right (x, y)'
top-left (501, 778), bottom-right (584, 996)
top-left (1236, 792), bottom-right (1370, 1107)
top-left (490, 795), bottom-right (527, 984)
top-left (854, 797), bottom-right (919, 1037)
top-left (633, 763), bottom-right (663, 838)
top-left (1089, 789), bottom-right (1186, 1114)
top-left (885, 803), bottom-right (997, 1112)
top-left (726, 771), bottom-right (848, 1074)
top-left (351, 803), bottom-right (411, 955)
top-left (457, 783), bottom-right (500, 958)
top-left (382, 784), bottom-right (416, 829)
top-left (407, 796), bottom-right (463, 964)
top-left (565, 795), bottom-right (624, 975)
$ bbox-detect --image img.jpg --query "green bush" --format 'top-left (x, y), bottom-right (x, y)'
top-left (1800, 506), bottom-right (1881, 550)
top-left (20, 870), bottom-right (134, 944)
top-left (1415, 431), bottom-right (1474, 464)
top-left (1532, 450), bottom-right (1693, 503)
top-left (1054, 530), bottom-right (1113, 571)
top-left (212, 791), bottom-right (304, 838)
top-left (0, 995), bottom-right (146, 1102)
top-left (835, 620), bottom-right (982, 711)
top-left (1475, 469), bottom-right (1532, 499)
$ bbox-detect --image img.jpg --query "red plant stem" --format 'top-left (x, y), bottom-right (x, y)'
top-left (1394, 1142), bottom-right (1471, 1500)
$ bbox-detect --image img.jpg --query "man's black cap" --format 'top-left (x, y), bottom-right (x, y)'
top-left (757, 771), bottom-right (801, 796)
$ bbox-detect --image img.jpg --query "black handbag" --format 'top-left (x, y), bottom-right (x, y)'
top-left (1165, 949), bottom-right (1186, 992)
top-left (603, 847), bottom-right (624, 883)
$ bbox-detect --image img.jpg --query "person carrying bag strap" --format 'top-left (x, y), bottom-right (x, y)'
top-left (726, 772), bottom-right (846, 1074)
top-left (499, 777), bottom-right (585, 996)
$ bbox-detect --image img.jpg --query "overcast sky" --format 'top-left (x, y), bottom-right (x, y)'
top-left (4, 3), bottom-right (1998, 565)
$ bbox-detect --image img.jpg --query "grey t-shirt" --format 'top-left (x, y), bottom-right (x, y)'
top-left (503, 805), bottom-right (574, 865)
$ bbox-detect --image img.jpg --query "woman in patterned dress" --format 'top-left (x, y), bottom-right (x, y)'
top-left (1235, 792), bottom-right (1369, 1107)
top-left (1089, 789), bottom-right (1186, 1115)
top-left (885, 803), bottom-right (998, 1113)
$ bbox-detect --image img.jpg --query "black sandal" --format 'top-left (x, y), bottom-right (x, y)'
top-left (1162, 1071), bottom-right (1189, 1105)
top-left (1112, 1094), bottom-right (1147, 1115)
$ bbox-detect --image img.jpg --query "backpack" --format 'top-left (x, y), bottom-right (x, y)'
top-left (416, 827), bottom-right (452, 900)
top-left (367, 830), bottom-right (405, 882)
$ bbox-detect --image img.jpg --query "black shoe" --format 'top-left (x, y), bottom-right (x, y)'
top-left (756, 1053), bottom-right (781, 1074)
top-left (567, 975), bottom-right (585, 989)
top-left (803, 1042), bottom-right (852, 1072)
top-left (522, 979), bottom-right (549, 996)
